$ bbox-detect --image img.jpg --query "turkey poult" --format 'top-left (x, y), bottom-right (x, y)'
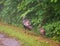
top-left (39, 27), bottom-right (45, 36)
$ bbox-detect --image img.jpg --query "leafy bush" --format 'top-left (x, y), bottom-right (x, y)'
top-left (43, 21), bottom-right (60, 41)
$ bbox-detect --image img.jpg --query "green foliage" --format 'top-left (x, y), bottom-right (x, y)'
top-left (18, 0), bottom-right (60, 42)
top-left (0, 0), bottom-right (60, 41)
top-left (0, 0), bottom-right (20, 24)
top-left (43, 21), bottom-right (60, 41)
top-left (51, 0), bottom-right (58, 3)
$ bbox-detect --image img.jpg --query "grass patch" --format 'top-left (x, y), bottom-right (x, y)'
top-left (0, 25), bottom-right (51, 46)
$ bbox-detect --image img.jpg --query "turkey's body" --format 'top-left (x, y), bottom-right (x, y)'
top-left (23, 19), bottom-right (32, 31)
top-left (39, 28), bottom-right (45, 35)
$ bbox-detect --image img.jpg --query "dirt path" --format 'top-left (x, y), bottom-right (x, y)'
top-left (0, 22), bottom-right (60, 46)
top-left (0, 33), bottom-right (22, 46)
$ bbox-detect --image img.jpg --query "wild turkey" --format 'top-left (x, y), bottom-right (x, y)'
top-left (22, 18), bottom-right (32, 31)
top-left (39, 27), bottom-right (45, 36)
